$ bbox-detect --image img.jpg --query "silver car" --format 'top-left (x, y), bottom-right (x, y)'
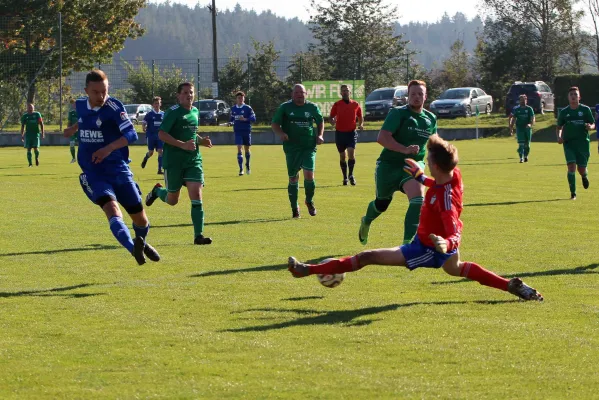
top-left (430, 87), bottom-right (493, 118)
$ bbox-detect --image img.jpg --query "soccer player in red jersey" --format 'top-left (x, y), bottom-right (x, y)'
top-left (288, 134), bottom-right (543, 301)
top-left (330, 84), bottom-right (363, 185)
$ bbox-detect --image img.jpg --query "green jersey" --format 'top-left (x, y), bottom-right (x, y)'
top-left (272, 100), bottom-right (324, 151)
top-left (378, 106), bottom-right (437, 165)
top-left (511, 105), bottom-right (534, 129)
top-left (68, 109), bottom-right (78, 126)
top-left (557, 104), bottom-right (595, 142)
top-left (21, 112), bottom-right (42, 134)
top-left (159, 104), bottom-right (202, 168)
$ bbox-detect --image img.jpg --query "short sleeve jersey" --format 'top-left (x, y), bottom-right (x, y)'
top-left (272, 100), bottom-right (324, 151)
top-left (159, 105), bottom-right (201, 168)
top-left (75, 97), bottom-right (137, 174)
top-left (68, 108), bottom-right (78, 126)
top-left (144, 110), bottom-right (164, 136)
top-left (21, 112), bottom-right (42, 134)
top-left (230, 104), bottom-right (256, 134)
top-left (330, 99), bottom-right (362, 132)
top-left (557, 104), bottom-right (595, 142)
top-left (378, 106), bottom-right (437, 165)
top-left (511, 105), bottom-right (534, 128)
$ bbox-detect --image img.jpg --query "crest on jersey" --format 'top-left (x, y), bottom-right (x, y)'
top-left (578, 111), bottom-right (583, 116)
top-left (305, 112), bottom-right (311, 118)
top-left (423, 117), bottom-right (431, 126)
top-left (430, 194), bottom-right (436, 204)
top-left (78, 118), bottom-right (82, 123)
top-left (290, 112), bottom-right (295, 116)
top-left (96, 117), bottom-right (102, 128)
top-left (120, 112), bottom-right (128, 121)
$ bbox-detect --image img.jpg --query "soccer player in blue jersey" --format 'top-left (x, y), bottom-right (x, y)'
top-left (63, 70), bottom-right (160, 265)
top-left (141, 96), bottom-right (165, 174)
top-left (229, 91), bottom-right (256, 175)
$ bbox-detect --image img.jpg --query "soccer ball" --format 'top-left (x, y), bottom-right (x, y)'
top-left (316, 258), bottom-right (345, 288)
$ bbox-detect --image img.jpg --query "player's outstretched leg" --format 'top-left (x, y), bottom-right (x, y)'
top-left (359, 198), bottom-right (389, 245)
top-left (108, 215), bottom-right (144, 265)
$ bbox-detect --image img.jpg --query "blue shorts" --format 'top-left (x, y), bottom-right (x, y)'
top-left (147, 134), bottom-right (164, 151)
top-left (79, 170), bottom-right (142, 213)
top-left (335, 130), bottom-right (358, 153)
top-left (235, 132), bottom-right (251, 146)
top-left (400, 236), bottom-right (457, 270)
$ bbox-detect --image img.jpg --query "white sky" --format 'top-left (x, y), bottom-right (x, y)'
top-left (162, 0), bottom-right (481, 24)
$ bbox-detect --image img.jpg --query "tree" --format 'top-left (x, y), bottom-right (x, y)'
top-left (588, 0), bottom-right (599, 71)
top-left (285, 50), bottom-right (329, 87)
top-left (0, 0), bottom-right (145, 103)
top-left (308, 0), bottom-right (407, 92)
top-left (125, 59), bottom-right (192, 108)
top-left (441, 39), bottom-right (474, 88)
top-left (218, 45), bottom-right (248, 105)
top-left (247, 40), bottom-right (287, 121)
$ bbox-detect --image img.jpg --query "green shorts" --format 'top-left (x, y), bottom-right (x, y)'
top-left (375, 160), bottom-right (423, 199)
top-left (23, 133), bottom-right (40, 149)
top-left (285, 148), bottom-right (316, 177)
top-left (563, 141), bottom-right (590, 167)
top-left (516, 127), bottom-right (532, 143)
top-left (164, 162), bottom-right (204, 193)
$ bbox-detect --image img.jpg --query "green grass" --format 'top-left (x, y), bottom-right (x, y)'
top-left (1, 113), bottom-right (557, 133)
top-left (1, 139), bottom-right (598, 398)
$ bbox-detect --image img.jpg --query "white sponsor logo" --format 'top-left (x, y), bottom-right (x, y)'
top-left (80, 130), bottom-right (104, 143)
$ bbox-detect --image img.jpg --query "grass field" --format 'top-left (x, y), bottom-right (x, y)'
top-left (1, 138), bottom-right (599, 398)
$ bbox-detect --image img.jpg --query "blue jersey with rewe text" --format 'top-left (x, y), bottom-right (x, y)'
top-left (76, 97), bottom-right (138, 174)
top-left (144, 109), bottom-right (164, 136)
top-left (230, 104), bottom-right (256, 134)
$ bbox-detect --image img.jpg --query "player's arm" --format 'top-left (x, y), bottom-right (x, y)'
top-left (329, 103), bottom-right (337, 127)
top-left (357, 105), bottom-right (364, 131)
top-left (20, 119), bottom-right (24, 138)
top-left (431, 210), bottom-right (462, 253)
top-left (64, 123), bottom-right (78, 137)
top-left (38, 116), bottom-right (44, 138)
top-left (247, 106), bottom-right (256, 123)
top-left (314, 106), bottom-right (325, 145)
top-left (508, 114), bottom-right (515, 134)
top-left (141, 114), bottom-right (148, 133)
top-left (585, 107), bottom-right (596, 131)
top-left (556, 109), bottom-right (565, 144)
top-left (159, 129), bottom-right (196, 151)
top-left (403, 158), bottom-right (435, 187)
top-left (378, 109), bottom-right (419, 154)
top-left (271, 105), bottom-right (288, 141)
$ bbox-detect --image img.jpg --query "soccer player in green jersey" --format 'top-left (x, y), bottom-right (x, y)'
top-left (20, 103), bottom-right (44, 167)
top-left (358, 80), bottom-right (437, 245)
top-left (557, 86), bottom-right (595, 200)
top-left (272, 84), bottom-right (324, 218)
top-left (145, 82), bottom-right (214, 245)
top-left (509, 94), bottom-right (535, 163)
top-left (67, 98), bottom-right (79, 163)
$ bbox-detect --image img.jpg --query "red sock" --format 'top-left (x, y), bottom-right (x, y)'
top-left (460, 262), bottom-right (509, 291)
top-left (310, 256), bottom-right (359, 275)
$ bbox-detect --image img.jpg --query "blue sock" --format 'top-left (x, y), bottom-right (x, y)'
top-left (245, 152), bottom-right (251, 169)
top-left (109, 216), bottom-right (135, 253)
top-left (158, 155), bottom-right (163, 170)
top-left (237, 152), bottom-right (243, 171)
top-left (132, 223), bottom-right (149, 239)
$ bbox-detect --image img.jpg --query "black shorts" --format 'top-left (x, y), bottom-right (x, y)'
top-left (335, 130), bottom-right (358, 153)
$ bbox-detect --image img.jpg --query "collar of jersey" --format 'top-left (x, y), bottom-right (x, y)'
top-left (234, 104), bottom-right (244, 109)
top-left (87, 97), bottom-right (110, 111)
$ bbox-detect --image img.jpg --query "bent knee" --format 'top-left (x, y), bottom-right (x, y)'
top-left (374, 198), bottom-right (392, 212)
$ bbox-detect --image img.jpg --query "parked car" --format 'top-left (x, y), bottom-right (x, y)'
top-left (193, 99), bottom-right (231, 126)
top-left (124, 104), bottom-right (152, 124)
top-left (365, 86), bottom-right (405, 120)
top-left (505, 81), bottom-right (554, 116)
top-left (429, 88), bottom-right (493, 118)
top-left (392, 86), bottom-right (409, 107)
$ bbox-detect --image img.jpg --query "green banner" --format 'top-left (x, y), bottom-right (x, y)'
top-left (303, 80), bottom-right (366, 119)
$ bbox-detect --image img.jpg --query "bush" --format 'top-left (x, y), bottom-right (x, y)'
top-left (554, 74), bottom-right (599, 114)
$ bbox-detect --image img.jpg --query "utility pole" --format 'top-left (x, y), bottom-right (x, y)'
top-left (208, 0), bottom-right (219, 98)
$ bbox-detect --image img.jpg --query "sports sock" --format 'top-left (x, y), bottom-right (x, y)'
top-left (145, 151), bottom-right (151, 159)
top-left (517, 143), bottom-right (524, 158)
top-left (70, 145), bottom-right (76, 159)
top-left (132, 223), bottom-right (149, 239)
top-left (237, 152), bottom-right (243, 171)
top-left (340, 160), bottom-right (348, 179)
top-left (403, 196), bottom-right (423, 244)
top-left (524, 143), bottom-right (530, 158)
top-left (158, 155), bottom-right (163, 170)
top-left (364, 200), bottom-right (382, 224)
top-left (288, 181), bottom-right (299, 209)
top-left (348, 158), bottom-right (356, 176)
top-left (460, 262), bottom-right (509, 291)
top-left (567, 171), bottom-right (576, 195)
top-left (34, 148), bottom-right (39, 161)
top-left (27, 150), bottom-right (32, 165)
top-left (191, 200), bottom-right (204, 237)
top-left (157, 186), bottom-right (169, 202)
top-left (245, 152), bottom-right (251, 169)
top-left (304, 179), bottom-right (315, 203)
top-left (109, 216), bottom-right (135, 253)
top-left (309, 256), bottom-right (361, 275)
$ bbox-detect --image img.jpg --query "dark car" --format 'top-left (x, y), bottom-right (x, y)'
top-left (364, 87), bottom-right (404, 120)
top-left (505, 81), bottom-right (554, 115)
top-left (193, 99), bottom-right (231, 126)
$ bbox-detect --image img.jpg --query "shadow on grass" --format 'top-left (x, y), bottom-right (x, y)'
top-left (1, 173), bottom-right (58, 177)
top-left (0, 244), bottom-right (120, 257)
top-left (465, 198), bottom-right (567, 207)
top-left (153, 217), bottom-right (288, 229)
top-left (459, 161), bottom-right (519, 166)
top-left (224, 299), bottom-right (519, 332)
top-left (190, 255), bottom-right (340, 278)
top-left (283, 296), bottom-right (325, 301)
top-left (431, 262), bottom-right (599, 285)
top-left (0, 283), bottom-right (105, 298)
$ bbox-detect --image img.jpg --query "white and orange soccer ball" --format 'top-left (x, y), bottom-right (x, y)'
top-left (316, 258), bottom-right (345, 288)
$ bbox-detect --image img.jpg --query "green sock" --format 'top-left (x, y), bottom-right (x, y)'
top-left (157, 186), bottom-right (168, 202)
top-left (568, 172), bottom-right (576, 195)
top-left (525, 143), bottom-right (531, 157)
top-left (364, 200), bottom-right (382, 224)
top-left (27, 150), bottom-right (32, 165)
top-left (34, 149), bottom-right (39, 160)
top-left (304, 179), bottom-right (315, 203)
top-left (70, 146), bottom-right (76, 159)
top-left (518, 144), bottom-right (524, 158)
top-left (191, 200), bottom-right (204, 237)
top-left (403, 196), bottom-right (423, 244)
top-left (288, 182), bottom-right (299, 209)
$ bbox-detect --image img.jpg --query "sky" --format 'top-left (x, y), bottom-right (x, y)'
top-left (163, 0), bottom-right (482, 24)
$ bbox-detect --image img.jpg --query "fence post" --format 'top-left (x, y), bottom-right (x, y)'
top-left (299, 54), bottom-right (303, 83)
top-left (197, 58), bottom-right (200, 98)
top-left (58, 12), bottom-right (63, 132)
top-left (246, 55), bottom-right (251, 106)
top-left (151, 59), bottom-right (155, 99)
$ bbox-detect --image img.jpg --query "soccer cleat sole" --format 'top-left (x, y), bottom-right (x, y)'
top-left (145, 183), bottom-right (162, 207)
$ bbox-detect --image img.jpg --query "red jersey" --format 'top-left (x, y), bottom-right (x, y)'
top-left (418, 168), bottom-right (464, 252)
top-left (330, 99), bottom-right (362, 132)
